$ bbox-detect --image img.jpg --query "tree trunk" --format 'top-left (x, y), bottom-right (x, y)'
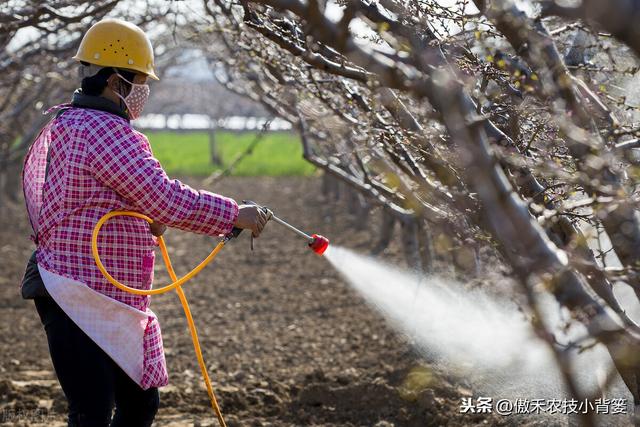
top-left (209, 127), bottom-right (222, 166)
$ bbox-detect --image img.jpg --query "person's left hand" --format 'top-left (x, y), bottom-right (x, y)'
top-left (149, 221), bottom-right (167, 237)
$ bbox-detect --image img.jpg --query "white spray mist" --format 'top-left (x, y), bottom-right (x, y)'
top-left (323, 245), bottom-right (633, 403)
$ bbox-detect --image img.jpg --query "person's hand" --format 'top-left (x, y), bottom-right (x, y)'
top-left (235, 204), bottom-right (269, 237)
top-left (149, 221), bottom-right (167, 237)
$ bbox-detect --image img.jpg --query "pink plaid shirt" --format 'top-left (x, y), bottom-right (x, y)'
top-left (27, 107), bottom-right (238, 388)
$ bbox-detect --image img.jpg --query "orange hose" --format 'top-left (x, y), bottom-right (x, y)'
top-left (91, 211), bottom-right (227, 427)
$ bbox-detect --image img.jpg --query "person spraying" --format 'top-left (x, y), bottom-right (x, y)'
top-left (20, 18), bottom-right (268, 427)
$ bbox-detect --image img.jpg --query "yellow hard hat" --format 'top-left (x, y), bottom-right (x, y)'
top-left (73, 18), bottom-right (159, 80)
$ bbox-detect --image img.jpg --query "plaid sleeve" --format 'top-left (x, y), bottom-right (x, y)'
top-left (86, 119), bottom-right (238, 236)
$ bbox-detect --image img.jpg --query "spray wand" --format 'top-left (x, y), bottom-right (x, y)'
top-left (235, 200), bottom-right (330, 255)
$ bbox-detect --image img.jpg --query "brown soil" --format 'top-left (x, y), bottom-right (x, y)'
top-left (0, 177), bottom-right (507, 426)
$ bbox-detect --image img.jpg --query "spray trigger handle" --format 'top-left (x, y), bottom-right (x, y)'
top-left (227, 227), bottom-right (243, 240)
top-left (224, 227), bottom-right (254, 252)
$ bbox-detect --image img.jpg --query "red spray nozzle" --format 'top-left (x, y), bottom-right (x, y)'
top-left (309, 234), bottom-right (330, 255)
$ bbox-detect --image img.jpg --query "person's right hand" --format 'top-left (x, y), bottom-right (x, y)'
top-left (235, 204), bottom-right (269, 237)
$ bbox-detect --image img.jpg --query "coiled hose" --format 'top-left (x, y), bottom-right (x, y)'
top-left (91, 211), bottom-right (228, 427)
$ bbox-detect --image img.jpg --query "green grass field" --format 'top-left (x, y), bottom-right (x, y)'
top-left (146, 130), bottom-right (316, 177)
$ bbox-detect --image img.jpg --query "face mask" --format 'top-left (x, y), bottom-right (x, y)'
top-left (114, 72), bottom-right (149, 120)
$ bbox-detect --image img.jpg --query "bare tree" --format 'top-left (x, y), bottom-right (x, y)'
top-left (181, 0), bottom-right (640, 423)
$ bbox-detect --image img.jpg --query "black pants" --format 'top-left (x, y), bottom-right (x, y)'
top-left (34, 296), bottom-right (159, 427)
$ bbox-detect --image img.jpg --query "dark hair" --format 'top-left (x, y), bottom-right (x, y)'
top-left (80, 62), bottom-right (136, 97)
